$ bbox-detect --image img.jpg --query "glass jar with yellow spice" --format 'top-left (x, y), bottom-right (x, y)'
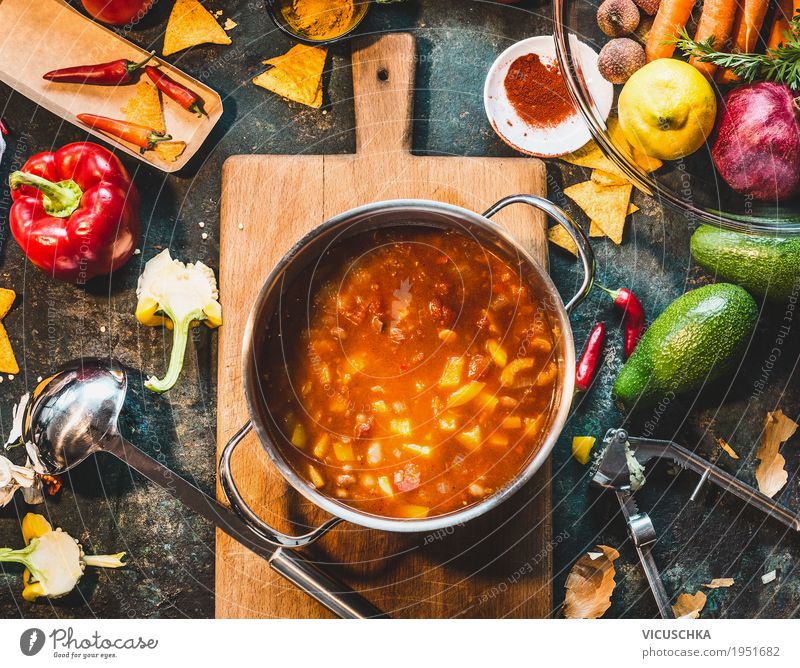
top-left (268, 0), bottom-right (371, 44)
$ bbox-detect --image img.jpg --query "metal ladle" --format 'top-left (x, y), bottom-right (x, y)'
top-left (19, 359), bottom-right (384, 619)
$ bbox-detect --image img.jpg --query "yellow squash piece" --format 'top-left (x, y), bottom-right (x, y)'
top-left (572, 436), bottom-right (597, 465)
top-left (163, 0), bottom-right (232, 56)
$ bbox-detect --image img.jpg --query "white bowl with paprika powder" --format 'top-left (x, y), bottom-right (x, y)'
top-left (484, 35), bottom-right (612, 158)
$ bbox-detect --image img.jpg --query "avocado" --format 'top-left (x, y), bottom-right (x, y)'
top-left (691, 225), bottom-right (800, 301)
top-left (613, 283), bottom-right (758, 411)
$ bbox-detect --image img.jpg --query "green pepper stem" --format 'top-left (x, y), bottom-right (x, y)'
top-left (145, 312), bottom-right (198, 393)
top-left (8, 171), bottom-right (83, 218)
top-left (188, 102), bottom-right (207, 118)
top-left (142, 133), bottom-right (173, 154)
top-left (127, 51), bottom-right (156, 75)
top-left (0, 543), bottom-right (35, 569)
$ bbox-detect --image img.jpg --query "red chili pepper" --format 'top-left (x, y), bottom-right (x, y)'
top-left (76, 113), bottom-right (171, 152)
top-left (575, 322), bottom-right (606, 392)
top-left (43, 52), bottom-right (155, 86)
top-left (8, 142), bottom-right (140, 283)
top-left (598, 285), bottom-right (646, 358)
top-left (0, 118), bottom-right (8, 135)
top-left (145, 66), bottom-right (207, 117)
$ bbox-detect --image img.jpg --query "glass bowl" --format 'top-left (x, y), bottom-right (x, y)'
top-left (553, 0), bottom-right (800, 234)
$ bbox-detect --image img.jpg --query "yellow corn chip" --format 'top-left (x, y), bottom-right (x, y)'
top-left (561, 139), bottom-right (627, 180)
top-left (0, 288), bottom-right (14, 319)
top-left (123, 80), bottom-right (165, 135)
top-left (591, 169), bottom-right (628, 187)
top-left (589, 203), bottom-right (638, 238)
top-left (254, 44), bottom-right (327, 109)
top-left (565, 180), bottom-right (632, 245)
top-left (154, 141), bottom-right (188, 163)
top-left (547, 226), bottom-right (578, 256)
top-left (608, 115), bottom-right (663, 173)
top-left (0, 323), bottom-right (18, 375)
top-left (163, 0), bottom-right (232, 57)
top-left (0, 289), bottom-right (19, 375)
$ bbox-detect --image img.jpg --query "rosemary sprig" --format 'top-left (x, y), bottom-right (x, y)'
top-left (673, 11), bottom-right (800, 90)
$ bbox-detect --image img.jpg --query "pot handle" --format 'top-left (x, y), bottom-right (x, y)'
top-left (483, 194), bottom-right (595, 313)
top-left (219, 422), bottom-right (387, 619)
top-left (219, 421), bottom-right (341, 548)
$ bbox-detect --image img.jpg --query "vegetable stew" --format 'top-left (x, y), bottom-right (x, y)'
top-left (262, 227), bottom-right (561, 519)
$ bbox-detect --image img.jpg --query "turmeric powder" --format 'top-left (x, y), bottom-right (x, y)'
top-left (281, 0), bottom-right (361, 41)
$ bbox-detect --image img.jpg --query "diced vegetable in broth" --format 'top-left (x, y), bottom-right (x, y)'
top-left (439, 356), bottom-right (464, 388)
top-left (264, 228), bottom-right (558, 518)
top-left (446, 381), bottom-right (486, 408)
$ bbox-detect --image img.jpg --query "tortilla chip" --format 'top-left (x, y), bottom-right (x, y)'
top-left (253, 44), bottom-right (327, 109)
top-left (0, 289), bottom-right (19, 375)
top-left (0, 288), bottom-right (14, 319)
top-left (592, 169), bottom-right (628, 187)
top-left (154, 140), bottom-right (188, 163)
top-left (562, 139), bottom-right (627, 179)
top-left (565, 180), bottom-right (632, 245)
top-left (589, 203), bottom-right (638, 239)
top-left (0, 323), bottom-right (18, 375)
top-left (123, 80), bottom-right (165, 135)
top-left (547, 225), bottom-right (578, 256)
top-left (163, 0), bottom-right (232, 57)
top-left (755, 410), bottom-right (797, 498)
top-left (607, 115), bottom-right (663, 173)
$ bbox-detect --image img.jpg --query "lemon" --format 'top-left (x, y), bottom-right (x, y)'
top-left (618, 59), bottom-right (717, 161)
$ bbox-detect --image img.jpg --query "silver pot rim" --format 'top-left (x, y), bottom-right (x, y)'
top-left (233, 197), bottom-right (594, 537)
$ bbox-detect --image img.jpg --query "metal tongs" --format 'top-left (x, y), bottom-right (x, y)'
top-left (593, 428), bottom-right (800, 618)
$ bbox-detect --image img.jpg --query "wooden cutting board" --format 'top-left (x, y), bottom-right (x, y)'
top-left (216, 33), bottom-right (552, 618)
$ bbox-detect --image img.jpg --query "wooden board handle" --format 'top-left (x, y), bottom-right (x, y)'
top-left (352, 33), bottom-right (416, 156)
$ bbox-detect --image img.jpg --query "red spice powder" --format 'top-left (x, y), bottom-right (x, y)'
top-left (503, 53), bottom-right (575, 129)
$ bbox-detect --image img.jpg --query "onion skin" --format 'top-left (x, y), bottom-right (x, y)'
top-left (711, 83), bottom-right (800, 202)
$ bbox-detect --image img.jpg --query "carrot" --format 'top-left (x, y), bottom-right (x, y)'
top-left (688, 0), bottom-right (739, 77)
top-left (767, 0), bottom-right (799, 49)
top-left (646, 0), bottom-right (697, 61)
top-left (716, 0), bottom-right (770, 83)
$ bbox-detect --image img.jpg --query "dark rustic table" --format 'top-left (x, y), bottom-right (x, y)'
top-left (1, 0), bottom-right (798, 619)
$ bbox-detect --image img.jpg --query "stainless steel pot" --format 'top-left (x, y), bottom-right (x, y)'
top-left (220, 195), bottom-right (594, 552)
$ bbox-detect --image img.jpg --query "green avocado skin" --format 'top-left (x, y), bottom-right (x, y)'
top-left (691, 225), bottom-right (800, 301)
top-left (613, 283), bottom-right (758, 412)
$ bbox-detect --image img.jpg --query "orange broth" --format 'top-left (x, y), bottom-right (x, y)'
top-left (263, 227), bottom-right (560, 519)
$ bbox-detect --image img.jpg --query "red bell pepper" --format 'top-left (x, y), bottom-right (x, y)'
top-left (8, 142), bottom-right (141, 284)
top-left (81, 0), bottom-right (155, 26)
top-left (145, 66), bottom-right (207, 117)
top-left (43, 53), bottom-right (155, 86)
top-left (0, 118), bottom-right (8, 135)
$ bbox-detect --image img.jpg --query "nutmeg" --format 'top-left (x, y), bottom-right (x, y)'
top-left (597, 0), bottom-right (640, 37)
top-left (632, 0), bottom-right (662, 16)
top-left (598, 38), bottom-right (646, 84)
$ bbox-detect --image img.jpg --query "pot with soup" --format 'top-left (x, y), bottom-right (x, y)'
top-left (219, 196), bottom-right (593, 544)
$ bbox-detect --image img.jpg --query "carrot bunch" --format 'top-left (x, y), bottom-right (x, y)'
top-left (646, 0), bottom-right (799, 80)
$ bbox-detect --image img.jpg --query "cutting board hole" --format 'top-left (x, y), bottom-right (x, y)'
top-left (377, 68), bottom-right (389, 81)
